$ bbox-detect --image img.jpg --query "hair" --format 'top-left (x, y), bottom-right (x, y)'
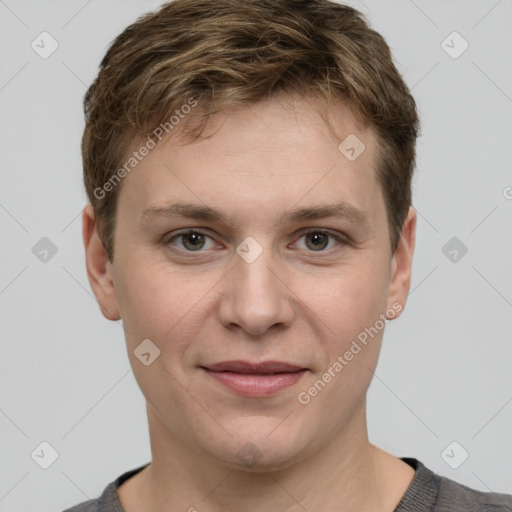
top-left (82, 0), bottom-right (420, 262)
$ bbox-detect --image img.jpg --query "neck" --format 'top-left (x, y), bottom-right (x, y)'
top-left (119, 403), bottom-right (413, 512)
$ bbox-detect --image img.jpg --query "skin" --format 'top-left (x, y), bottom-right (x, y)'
top-left (83, 94), bottom-right (417, 512)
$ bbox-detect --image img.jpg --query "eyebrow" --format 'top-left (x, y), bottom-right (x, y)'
top-left (139, 200), bottom-right (370, 227)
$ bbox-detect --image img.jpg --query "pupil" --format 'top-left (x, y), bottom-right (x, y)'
top-left (184, 233), bottom-right (204, 250)
top-left (307, 232), bottom-right (328, 251)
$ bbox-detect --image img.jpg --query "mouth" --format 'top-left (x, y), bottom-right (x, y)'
top-left (200, 360), bottom-right (308, 397)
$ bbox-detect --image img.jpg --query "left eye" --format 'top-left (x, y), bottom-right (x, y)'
top-left (167, 231), bottom-right (217, 251)
top-left (294, 231), bottom-right (344, 252)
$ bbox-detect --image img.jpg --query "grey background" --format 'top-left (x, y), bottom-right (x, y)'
top-left (1, 0), bottom-right (511, 510)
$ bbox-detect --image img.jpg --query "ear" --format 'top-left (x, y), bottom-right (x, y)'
top-left (386, 206), bottom-right (416, 318)
top-left (82, 204), bottom-right (120, 321)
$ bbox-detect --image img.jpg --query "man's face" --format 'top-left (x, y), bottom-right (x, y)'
top-left (85, 95), bottom-right (415, 471)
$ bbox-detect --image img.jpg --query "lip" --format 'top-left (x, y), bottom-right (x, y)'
top-left (204, 360), bottom-right (304, 374)
top-left (202, 360), bottom-right (307, 397)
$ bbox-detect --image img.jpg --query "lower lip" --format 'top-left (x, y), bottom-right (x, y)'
top-left (203, 369), bottom-right (306, 397)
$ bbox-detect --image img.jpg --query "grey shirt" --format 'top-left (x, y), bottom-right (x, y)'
top-left (62, 458), bottom-right (512, 511)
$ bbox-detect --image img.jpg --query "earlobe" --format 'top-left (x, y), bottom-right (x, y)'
top-left (82, 204), bottom-right (121, 321)
top-left (386, 206), bottom-right (416, 318)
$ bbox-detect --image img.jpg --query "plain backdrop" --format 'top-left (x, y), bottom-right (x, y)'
top-left (0, 0), bottom-right (511, 510)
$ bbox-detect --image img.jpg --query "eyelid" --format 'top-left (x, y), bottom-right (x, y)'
top-left (165, 228), bottom-right (209, 242)
top-left (296, 227), bottom-right (348, 241)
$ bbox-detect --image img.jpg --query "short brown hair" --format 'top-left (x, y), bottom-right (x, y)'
top-left (82, 0), bottom-right (420, 262)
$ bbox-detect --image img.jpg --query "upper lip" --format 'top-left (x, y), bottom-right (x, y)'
top-left (203, 360), bottom-right (305, 374)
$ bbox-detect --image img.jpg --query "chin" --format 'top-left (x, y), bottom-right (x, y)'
top-left (203, 421), bottom-right (313, 473)
top-left (221, 445), bottom-right (306, 473)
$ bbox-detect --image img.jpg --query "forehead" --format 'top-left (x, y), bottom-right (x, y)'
top-left (118, 95), bottom-right (382, 226)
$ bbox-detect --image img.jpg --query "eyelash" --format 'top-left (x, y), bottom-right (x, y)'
top-left (163, 229), bottom-right (349, 255)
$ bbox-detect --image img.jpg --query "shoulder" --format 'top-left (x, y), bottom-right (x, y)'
top-left (61, 482), bottom-right (117, 512)
top-left (400, 458), bottom-right (512, 512)
top-left (436, 472), bottom-right (512, 511)
top-left (61, 495), bottom-right (102, 512)
top-left (61, 463), bottom-right (150, 512)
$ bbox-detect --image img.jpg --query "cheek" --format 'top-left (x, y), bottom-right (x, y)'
top-left (114, 263), bottom-right (208, 409)
top-left (113, 259), bottom-right (178, 342)
top-left (296, 275), bottom-right (387, 424)
top-left (313, 257), bottom-right (390, 339)
top-left (300, 259), bottom-right (390, 405)
top-left (114, 257), bottom-right (219, 356)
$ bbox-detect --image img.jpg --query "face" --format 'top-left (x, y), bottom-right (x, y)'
top-left (84, 95), bottom-right (416, 472)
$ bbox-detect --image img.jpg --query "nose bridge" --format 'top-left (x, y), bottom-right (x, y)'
top-left (218, 239), bottom-right (293, 335)
top-left (238, 251), bottom-right (278, 303)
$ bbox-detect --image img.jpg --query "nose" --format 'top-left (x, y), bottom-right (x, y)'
top-left (217, 247), bottom-right (295, 336)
